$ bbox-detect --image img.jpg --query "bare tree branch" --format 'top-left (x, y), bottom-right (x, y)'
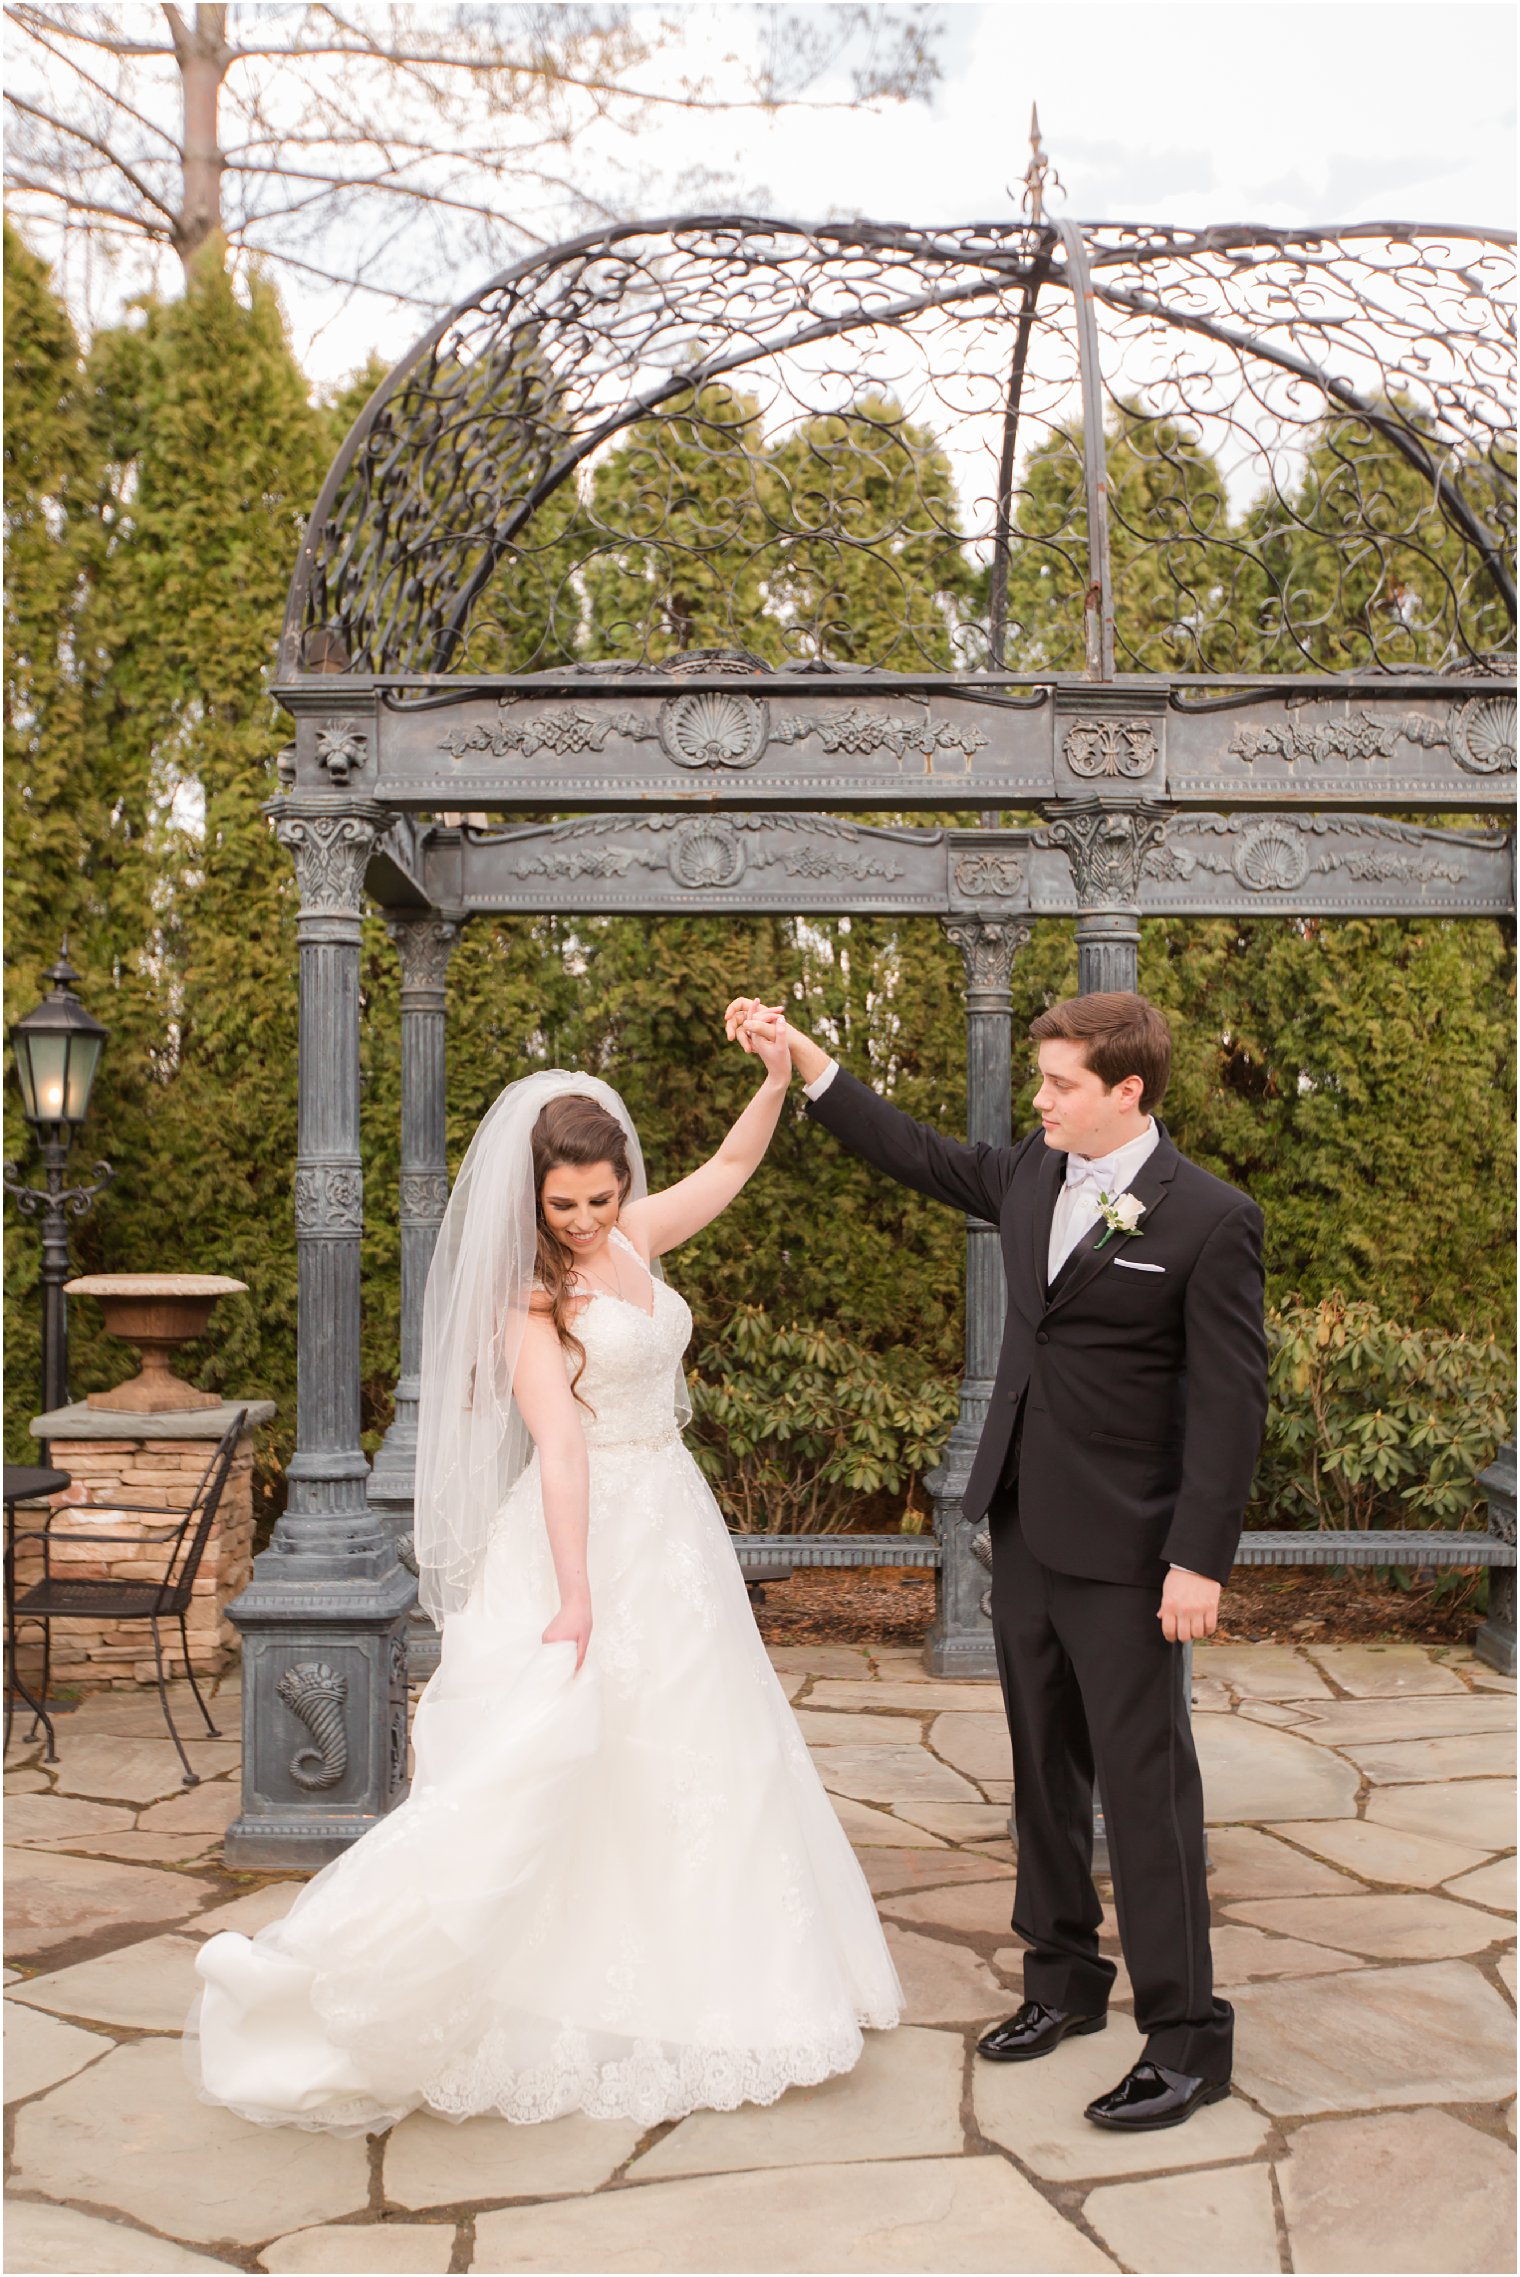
top-left (5, 89), bottom-right (181, 222)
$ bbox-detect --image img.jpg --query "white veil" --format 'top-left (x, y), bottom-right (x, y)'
top-left (413, 1068), bottom-right (687, 1628)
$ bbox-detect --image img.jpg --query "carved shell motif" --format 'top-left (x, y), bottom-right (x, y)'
top-left (670, 820), bottom-right (745, 889)
top-left (1452, 696), bottom-right (1517, 776)
top-left (658, 692), bottom-right (769, 771)
top-left (1231, 822), bottom-right (1310, 891)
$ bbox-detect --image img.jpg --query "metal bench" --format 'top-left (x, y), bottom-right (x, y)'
top-left (729, 1444), bottom-right (1519, 1678)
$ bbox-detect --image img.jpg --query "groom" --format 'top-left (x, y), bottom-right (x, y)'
top-left (727, 989), bottom-right (1267, 2130)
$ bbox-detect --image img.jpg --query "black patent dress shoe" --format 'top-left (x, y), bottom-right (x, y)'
top-left (976, 2000), bottom-right (1107, 2063)
top-left (1084, 2058), bottom-right (1230, 2130)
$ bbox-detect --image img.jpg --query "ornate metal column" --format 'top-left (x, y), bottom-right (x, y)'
top-left (926, 916), bottom-right (1030, 1677)
top-left (1043, 800), bottom-right (1169, 997)
top-left (224, 802), bottom-right (417, 1868)
top-left (371, 914), bottom-right (463, 1680)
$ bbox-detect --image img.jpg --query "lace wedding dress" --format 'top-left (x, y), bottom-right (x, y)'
top-left (189, 1231), bottom-right (901, 2133)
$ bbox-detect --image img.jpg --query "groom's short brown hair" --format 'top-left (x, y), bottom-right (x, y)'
top-left (1028, 991), bottom-right (1173, 1114)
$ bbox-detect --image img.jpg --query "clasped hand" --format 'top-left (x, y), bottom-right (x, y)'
top-left (724, 996), bottom-right (788, 1062)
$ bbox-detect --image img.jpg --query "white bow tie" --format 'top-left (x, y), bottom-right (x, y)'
top-left (1065, 1153), bottom-right (1127, 1194)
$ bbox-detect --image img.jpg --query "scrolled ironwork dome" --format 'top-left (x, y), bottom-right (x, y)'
top-left (283, 213), bottom-right (1516, 686)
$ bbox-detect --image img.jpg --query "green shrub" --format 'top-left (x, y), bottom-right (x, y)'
top-left (687, 1305), bottom-right (959, 1533)
top-left (1251, 1293), bottom-right (1514, 1535)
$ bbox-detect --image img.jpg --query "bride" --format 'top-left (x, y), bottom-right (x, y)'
top-left (189, 1031), bottom-right (901, 2132)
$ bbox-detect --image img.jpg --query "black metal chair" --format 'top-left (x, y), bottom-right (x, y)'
top-left (9, 1409), bottom-right (247, 1785)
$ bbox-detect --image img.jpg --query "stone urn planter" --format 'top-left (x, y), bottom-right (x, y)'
top-left (65, 1274), bottom-right (248, 1413)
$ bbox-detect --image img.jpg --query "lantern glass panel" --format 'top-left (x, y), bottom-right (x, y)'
top-left (18, 1032), bottom-right (69, 1127)
top-left (64, 1033), bottom-right (101, 1124)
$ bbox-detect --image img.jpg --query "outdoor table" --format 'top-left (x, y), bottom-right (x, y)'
top-left (4, 1462), bottom-right (69, 1758)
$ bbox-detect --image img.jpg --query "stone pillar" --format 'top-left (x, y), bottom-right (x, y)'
top-left (20, 1398), bottom-right (274, 1688)
top-left (1476, 1445), bottom-right (1517, 1675)
top-left (926, 917), bottom-right (1029, 1678)
top-left (371, 914), bottom-right (463, 1682)
top-left (224, 803), bottom-right (416, 1869)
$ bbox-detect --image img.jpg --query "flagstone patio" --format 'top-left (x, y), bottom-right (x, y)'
top-left (5, 1639), bottom-right (1515, 2275)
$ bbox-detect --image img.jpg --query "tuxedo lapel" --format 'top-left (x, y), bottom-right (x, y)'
top-left (1043, 1125), bottom-right (1181, 1317)
top-left (1022, 1141), bottom-right (1066, 1314)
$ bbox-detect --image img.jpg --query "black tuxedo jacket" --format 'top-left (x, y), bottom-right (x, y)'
top-left (807, 1069), bottom-right (1269, 1587)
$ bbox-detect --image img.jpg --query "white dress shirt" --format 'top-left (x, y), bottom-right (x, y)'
top-left (804, 1061), bottom-right (1201, 1581)
top-left (1047, 1118), bottom-right (1158, 1282)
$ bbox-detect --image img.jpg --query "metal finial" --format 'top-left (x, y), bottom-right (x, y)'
top-left (1021, 102), bottom-right (1062, 227)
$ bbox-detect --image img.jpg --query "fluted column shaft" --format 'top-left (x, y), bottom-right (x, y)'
top-left (371, 916), bottom-right (462, 1537)
top-left (926, 917), bottom-right (1029, 1677)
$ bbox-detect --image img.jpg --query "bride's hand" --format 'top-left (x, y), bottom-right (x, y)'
top-left (744, 1010), bottom-right (793, 1084)
top-left (723, 995), bottom-right (787, 1055)
top-left (542, 1593), bottom-right (592, 1673)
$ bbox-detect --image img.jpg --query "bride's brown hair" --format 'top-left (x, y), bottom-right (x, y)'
top-left (531, 1094), bottom-right (634, 1410)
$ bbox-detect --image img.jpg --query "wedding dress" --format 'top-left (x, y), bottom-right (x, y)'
top-left (189, 1228), bottom-right (902, 2133)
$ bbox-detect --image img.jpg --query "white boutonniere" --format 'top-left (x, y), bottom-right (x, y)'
top-left (1093, 1190), bottom-right (1145, 1252)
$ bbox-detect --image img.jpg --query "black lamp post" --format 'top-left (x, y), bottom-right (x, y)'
top-left (4, 947), bottom-right (114, 1436)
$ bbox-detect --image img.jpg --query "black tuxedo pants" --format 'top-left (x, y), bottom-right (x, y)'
top-left (988, 1489), bottom-right (1233, 2083)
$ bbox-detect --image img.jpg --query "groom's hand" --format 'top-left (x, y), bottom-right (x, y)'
top-left (1158, 1568), bottom-right (1221, 1644)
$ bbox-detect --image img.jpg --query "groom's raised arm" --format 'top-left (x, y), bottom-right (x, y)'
top-left (793, 1027), bottom-right (1021, 1225)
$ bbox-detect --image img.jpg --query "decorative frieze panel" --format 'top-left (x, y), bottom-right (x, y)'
top-left (355, 677), bottom-right (1514, 812)
top-left (427, 810), bottom-right (1513, 921)
top-left (398, 1170), bottom-right (451, 1219)
top-left (447, 814), bottom-right (948, 913)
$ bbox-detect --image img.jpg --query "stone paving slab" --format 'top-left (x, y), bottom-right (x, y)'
top-left (1307, 1643), bottom-right (1471, 1696)
top-left (1272, 1815), bottom-right (1494, 1889)
top-left (9, 2038), bottom-right (371, 2247)
top-left (470, 2156), bottom-right (1116, 2273)
top-left (1227, 1891), bottom-right (1508, 1961)
top-left (792, 1709), bottom-right (930, 1748)
top-left (762, 1645), bottom-right (874, 1678)
top-left (1201, 1827), bottom-right (1362, 1899)
top-left (8, 1931), bottom-right (203, 2030)
top-left (383, 2107), bottom-right (641, 2212)
top-left (1363, 1778), bottom-right (1515, 1850)
top-left (139, 1783), bottom-right (242, 1834)
top-left (1337, 1729), bottom-right (1516, 1784)
top-left (1193, 1644), bottom-right (1334, 1700)
top-left (1291, 1693), bottom-right (1517, 1742)
top-left (186, 1884), bottom-right (303, 1938)
top-left (884, 1925), bottom-right (1009, 2026)
top-left (16, 1830), bottom-right (224, 1866)
top-left (3, 1795), bottom-right (136, 1845)
top-left (2, 2201), bottom-right (244, 2273)
top-left (260, 2224), bottom-right (455, 2273)
top-left (927, 1711), bottom-right (1012, 1786)
top-left (1194, 1714), bottom-right (1360, 1823)
top-left (805, 1682), bottom-right (1005, 1714)
top-left (1446, 1855), bottom-right (1517, 1913)
top-left (812, 1745), bottom-right (980, 1806)
top-left (3, 1999), bottom-right (114, 2103)
top-left (1276, 2107), bottom-right (1515, 2273)
top-left (879, 1879), bottom-right (1014, 1939)
top-left (855, 1848), bottom-right (1008, 1899)
top-left (629, 2025), bottom-right (962, 2179)
top-left (1081, 2162), bottom-right (1283, 2274)
top-left (1209, 1924), bottom-right (1363, 1985)
top-left (825, 1797), bottom-right (946, 1848)
top-left (878, 1794), bottom-right (1012, 1839)
top-left (974, 2011), bottom-right (1273, 2181)
top-left (4, 1848), bottom-right (216, 1961)
top-left (1230, 1960), bottom-right (1516, 2116)
top-left (47, 1737), bottom-right (239, 1804)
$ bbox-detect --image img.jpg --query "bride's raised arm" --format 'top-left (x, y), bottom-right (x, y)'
top-left (620, 1016), bottom-right (792, 1259)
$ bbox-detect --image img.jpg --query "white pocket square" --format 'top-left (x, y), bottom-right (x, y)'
top-left (1114, 1257), bottom-right (1166, 1274)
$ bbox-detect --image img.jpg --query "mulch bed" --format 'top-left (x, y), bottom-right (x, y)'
top-left (749, 1562), bottom-right (1490, 1650)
